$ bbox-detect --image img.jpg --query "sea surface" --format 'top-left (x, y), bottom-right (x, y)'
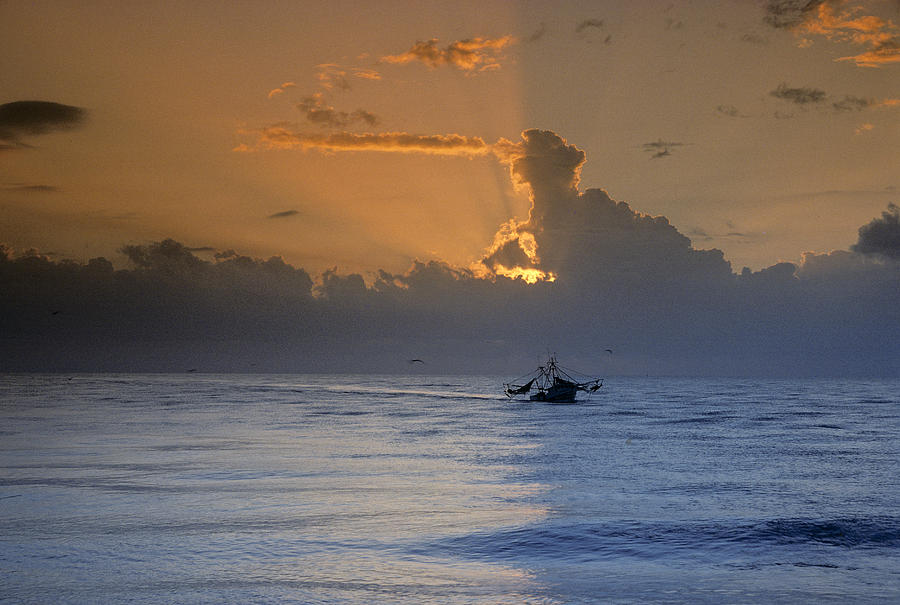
top-left (1, 374), bottom-right (898, 604)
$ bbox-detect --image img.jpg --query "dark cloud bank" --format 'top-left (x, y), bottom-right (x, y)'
top-left (4, 130), bottom-right (899, 376)
top-left (0, 100), bottom-right (86, 149)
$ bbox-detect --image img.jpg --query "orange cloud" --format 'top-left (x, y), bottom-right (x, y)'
top-left (788, 1), bottom-right (900, 67)
top-left (475, 131), bottom-right (590, 284)
top-left (352, 68), bottom-right (382, 81)
top-left (297, 94), bottom-right (379, 128)
top-left (801, 2), bottom-right (890, 42)
top-left (316, 64), bottom-right (383, 90)
top-left (838, 40), bottom-right (900, 67)
top-left (236, 127), bottom-right (489, 155)
top-left (316, 64), bottom-right (351, 91)
top-left (381, 36), bottom-right (515, 71)
top-left (267, 82), bottom-right (296, 99)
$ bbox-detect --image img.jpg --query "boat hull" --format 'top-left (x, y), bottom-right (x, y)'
top-left (505, 356), bottom-right (602, 403)
top-left (530, 384), bottom-right (578, 403)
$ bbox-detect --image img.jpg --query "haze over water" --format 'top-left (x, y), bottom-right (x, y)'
top-left (2, 373), bottom-right (898, 604)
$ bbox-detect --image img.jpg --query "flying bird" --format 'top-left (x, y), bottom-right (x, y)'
top-left (408, 359), bottom-right (425, 364)
top-left (605, 349), bottom-right (613, 354)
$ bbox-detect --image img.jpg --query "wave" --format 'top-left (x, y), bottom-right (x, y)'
top-left (297, 383), bottom-right (502, 403)
top-left (422, 516), bottom-right (900, 563)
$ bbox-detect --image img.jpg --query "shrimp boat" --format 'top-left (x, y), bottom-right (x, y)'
top-left (504, 355), bottom-right (603, 403)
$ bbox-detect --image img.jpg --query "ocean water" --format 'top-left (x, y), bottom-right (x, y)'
top-left (1, 374), bottom-right (898, 604)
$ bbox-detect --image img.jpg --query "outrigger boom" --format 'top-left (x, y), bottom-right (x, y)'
top-left (504, 355), bottom-right (603, 403)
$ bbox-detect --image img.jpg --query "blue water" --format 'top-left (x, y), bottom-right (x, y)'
top-left (1, 374), bottom-right (898, 604)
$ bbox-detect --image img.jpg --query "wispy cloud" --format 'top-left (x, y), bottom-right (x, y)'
top-left (716, 104), bottom-right (748, 118)
top-left (2, 183), bottom-right (59, 193)
top-left (575, 18), bottom-right (612, 44)
top-left (381, 36), bottom-right (514, 71)
top-left (763, 0), bottom-right (827, 30)
top-left (642, 139), bottom-right (685, 159)
top-left (764, 0), bottom-right (900, 67)
top-left (832, 95), bottom-right (873, 111)
top-left (297, 94), bottom-right (379, 129)
top-left (316, 64), bottom-right (352, 91)
top-left (841, 38), bottom-right (900, 67)
top-left (804, 2), bottom-right (900, 67)
top-left (770, 84), bottom-right (900, 113)
top-left (832, 94), bottom-right (900, 112)
top-left (236, 128), bottom-right (489, 156)
top-left (267, 82), bottom-right (296, 99)
top-left (317, 64), bottom-right (382, 90)
top-left (740, 32), bottom-right (769, 44)
top-left (770, 82), bottom-right (827, 104)
top-left (352, 68), bottom-right (382, 81)
top-left (576, 19), bottom-right (604, 33)
top-left (527, 23), bottom-right (548, 43)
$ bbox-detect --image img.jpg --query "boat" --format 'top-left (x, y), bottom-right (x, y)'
top-left (504, 355), bottom-right (603, 403)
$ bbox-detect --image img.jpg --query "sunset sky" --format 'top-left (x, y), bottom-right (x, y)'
top-left (3, 0), bottom-right (897, 273)
top-left (2, 1), bottom-right (899, 375)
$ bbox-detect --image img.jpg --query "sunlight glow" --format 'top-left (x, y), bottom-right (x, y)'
top-left (494, 264), bottom-right (555, 284)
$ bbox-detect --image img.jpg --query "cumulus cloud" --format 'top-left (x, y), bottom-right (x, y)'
top-left (236, 127), bottom-right (489, 156)
top-left (297, 94), bottom-right (379, 129)
top-left (8, 129), bottom-right (900, 376)
top-left (851, 203), bottom-right (900, 258)
top-left (770, 82), bottom-right (827, 104)
top-left (381, 36), bottom-right (514, 71)
top-left (480, 130), bottom-right (727, 287)
top-left (0, 100), bottom-right (87, 148)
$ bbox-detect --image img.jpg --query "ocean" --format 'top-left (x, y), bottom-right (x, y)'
top-left (1, 373), bottom-right (898, 604)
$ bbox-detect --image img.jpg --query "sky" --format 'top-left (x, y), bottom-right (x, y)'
top-left (2, 0), bottom-right (899, 376)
